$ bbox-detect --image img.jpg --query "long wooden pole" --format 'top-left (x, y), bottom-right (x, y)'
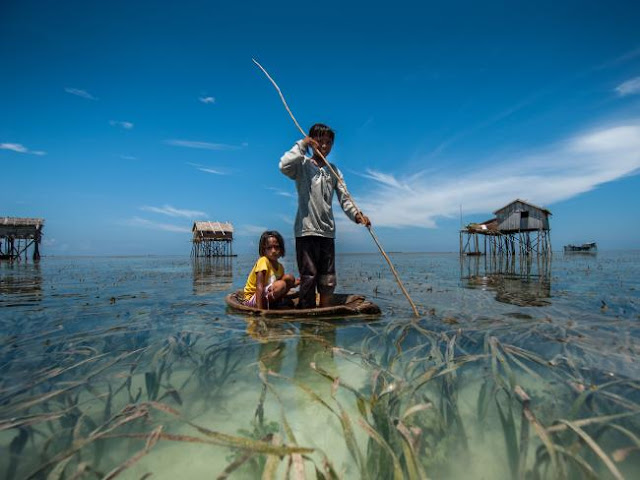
top-left (253, 58), bottom-right (420, 317)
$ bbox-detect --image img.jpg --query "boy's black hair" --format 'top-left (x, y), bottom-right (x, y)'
top-left (259, 230), bottom-right (286, 257)
top-left (308, 123), bottom-right (335, 141)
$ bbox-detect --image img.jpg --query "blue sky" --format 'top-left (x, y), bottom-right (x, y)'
top-left (2, 0), bottom-right (640, 255)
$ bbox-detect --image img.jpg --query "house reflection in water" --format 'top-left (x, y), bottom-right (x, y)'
top-left (460, 254), bottom-right (551, 307)
top-left (192, 257), bottom-right (233, 296)
top-left (0, 261), bottom-right (43, 307)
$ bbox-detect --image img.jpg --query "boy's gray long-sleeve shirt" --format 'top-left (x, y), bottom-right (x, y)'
top-left (280, 140), bottom-right (358, 238)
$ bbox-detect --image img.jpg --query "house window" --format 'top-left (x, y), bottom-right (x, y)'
top-left (521, 211), bottom-right (529, 219)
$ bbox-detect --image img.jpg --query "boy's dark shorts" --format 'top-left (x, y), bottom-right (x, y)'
top-left (296, 236), bottom-right (336, 294)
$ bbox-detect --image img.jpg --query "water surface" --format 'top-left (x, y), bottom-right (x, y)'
top-left (1, 252), bottom-right (638, 479)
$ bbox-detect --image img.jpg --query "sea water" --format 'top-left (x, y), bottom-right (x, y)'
top-left (1, 252), bottom-right (638, 479)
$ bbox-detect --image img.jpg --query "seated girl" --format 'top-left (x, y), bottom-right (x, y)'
top-left (243, 231), bottom-right (296, 309)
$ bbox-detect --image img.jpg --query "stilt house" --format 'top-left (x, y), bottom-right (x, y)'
top-left (0, 217), bottom-right (44, 261)
top-left (460, 199), bottom-right (552, 256)
top-left (191, 221), bottom-right (235, 257)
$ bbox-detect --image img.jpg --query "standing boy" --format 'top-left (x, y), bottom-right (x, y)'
top-left (279, 123), bottom-right (371, 309)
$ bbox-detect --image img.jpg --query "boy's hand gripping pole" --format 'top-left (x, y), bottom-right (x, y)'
top-left (253, 58), bottom-right (420, 317)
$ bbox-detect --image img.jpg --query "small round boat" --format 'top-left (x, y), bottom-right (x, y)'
top-left (225, 290), bottom-right (381, 318)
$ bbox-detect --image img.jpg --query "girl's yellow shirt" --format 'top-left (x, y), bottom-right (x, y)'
top-left (243, 256), bottom-right (284, 300)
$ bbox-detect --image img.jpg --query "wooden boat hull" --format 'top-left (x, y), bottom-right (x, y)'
top-left (564, 242), bottom-right (597, 253)
top-left (225, 290), bottom-right (381, 318)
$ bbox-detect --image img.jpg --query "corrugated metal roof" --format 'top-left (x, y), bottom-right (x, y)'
top-left (493, 199), bottom-right (552, 215)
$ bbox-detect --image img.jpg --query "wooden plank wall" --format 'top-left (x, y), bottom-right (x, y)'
top-left (497, 201), bottom-right (549, 232)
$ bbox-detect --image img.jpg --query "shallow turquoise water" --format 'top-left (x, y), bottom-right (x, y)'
top-left (1, 252), bottom-right (639, 478)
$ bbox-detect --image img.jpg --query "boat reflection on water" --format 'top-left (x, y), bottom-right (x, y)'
top-left (0, 261), bottom-right (42, 307)
top-left (191, 257), bottom-right (233, 296)
top-left (460, 254), bottom-right (551, 307)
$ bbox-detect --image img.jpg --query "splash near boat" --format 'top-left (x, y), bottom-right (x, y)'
top-left (225, 290), bottom-right (381, 317)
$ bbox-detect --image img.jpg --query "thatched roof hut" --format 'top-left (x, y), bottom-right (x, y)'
top-left (0, 217), bottom-right (45, 238)
top-left (1, 217), bottom-right (45, 260)
top-left (192, 221), bottom-right (233, 242)
top-left (191, 221), bottom-right (235, 257)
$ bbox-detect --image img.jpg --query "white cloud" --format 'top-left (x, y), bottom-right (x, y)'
top-left (615, 77), bottom-right (640, 96)
top-left (126, 216), bottom-right (190, 233)
top-left (0, 143), bottom-right (46, 155)
top-left (236, 224), bottom-right (268, 236)
top-left (186, 162), bottom-right (227, 175)
top-left (199, 96), bottom-right (215, 104)
top-left (120, 155), bottom-right (138, 160)
top-left (359, 170), bottom-right (415, 193)
top-left (569, 125), bottom-right (640, 154)
top-left (64, 88), bottom-right (97, 100)
top-left (109, 120), bottom-right (134, 130)
top-left (266, 187), bottom-right (294, 198)
top-left (1, 143), bottom-right (27, 153)
top-left (352, 122), bottom-right (640, 229)
top-left (165, 139), bottom-right (243, 150)
top-left (140, 205), bottom-right (206, 218)
top-left (198, 167), bottom-right (226, 175)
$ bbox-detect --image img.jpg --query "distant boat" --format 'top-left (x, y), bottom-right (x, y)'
top-left (564, 242), bottom-right (597, 253)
